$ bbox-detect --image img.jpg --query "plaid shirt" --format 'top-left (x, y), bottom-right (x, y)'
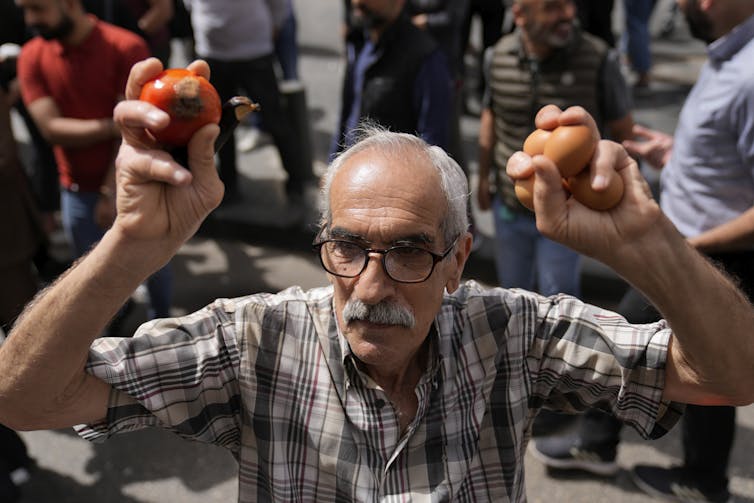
top-left (76, 281), bottom-right (682, 502)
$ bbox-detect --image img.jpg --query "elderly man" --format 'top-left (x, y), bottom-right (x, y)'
top-left (1, 58), bottom-right (753, 502)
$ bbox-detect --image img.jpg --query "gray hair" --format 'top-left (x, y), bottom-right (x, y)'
top-left (319, 125), bottom-right (470, 246)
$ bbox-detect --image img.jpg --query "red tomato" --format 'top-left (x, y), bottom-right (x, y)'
top-left (139, 68), bottom-right (222, 147)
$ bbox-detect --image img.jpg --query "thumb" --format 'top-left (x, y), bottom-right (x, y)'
top-left (187, 123), bottom-right (220, 182)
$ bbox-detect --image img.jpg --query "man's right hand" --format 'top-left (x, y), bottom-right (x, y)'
top-left (112, 58), bottom-right (223, 249)
top-left (622, 123), bottom-right (673, 170)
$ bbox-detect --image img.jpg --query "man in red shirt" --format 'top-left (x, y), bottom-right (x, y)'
top-left (16, 0), bottom-right (173, 326)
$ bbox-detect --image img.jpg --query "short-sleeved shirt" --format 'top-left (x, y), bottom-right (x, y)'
top-left (17, 17), bottom-right (149, 192)
top-left (76, 281), bottom-right (681, 502)
top-left (660, 13), bottom-right (754, 240)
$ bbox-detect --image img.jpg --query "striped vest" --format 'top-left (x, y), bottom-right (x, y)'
top-left (488, 29), bottom-right (607, 211)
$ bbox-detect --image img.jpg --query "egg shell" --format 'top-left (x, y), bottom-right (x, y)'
top-left (566, 168), bottom-right (624, 210)
top-left (523, 129), bottom-right (551, 156)
top-left (514, 175), bottom-right (536, 211)
top-left (543, 125), bottom-right (596, 178)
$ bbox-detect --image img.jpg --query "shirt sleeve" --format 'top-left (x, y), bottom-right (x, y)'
top-left (732, 75), bottom-right (754, 173)
top-left (17, 42), bottom-right (49, 106)
top-left (266, 0), bottom-right (291, 30)
top-left (74, 299), bottom-right (244, 452)
top-left (116, 36), bottom-right (151, 98)
top-left (598, 48), bottom-right (633, 125)
top-left (481, 46), bottom-right (494, 110)
top-left (413, 49), bottom-right (452, 149)
top-left (522, 293), bottom-right (683, 440)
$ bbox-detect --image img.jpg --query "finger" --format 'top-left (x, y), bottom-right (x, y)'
top-left (119, 143), bottom-right (192, 187)
top-left (125, 57), bottom-right (163, 100)
top-left (558, 106), bottom-right (600, 145)
top-left (186, 123), bottom-right (221, 182)
top-left (622, 139), bottom-right (648, 158)
top-left (631, 123), bottom-right (654, 139)
top-left (532, 154), bottom-right (568, 219)
top-left (588, 140), bottom-right (622, 191)
top-left (186, 59), bottom-right (211, 80)
top-left (114, 100), bottom-right (169, 147)
top-left (534, 104), bottom-right (563, 130)
top-left (506, 151), bottom-right (536, 179)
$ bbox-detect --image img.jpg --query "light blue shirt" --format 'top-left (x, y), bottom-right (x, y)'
top-left (660, 14), bottom-right (754, 240)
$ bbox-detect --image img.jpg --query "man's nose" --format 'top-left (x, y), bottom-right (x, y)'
top-left (353, 253), bottom-right (395, 302)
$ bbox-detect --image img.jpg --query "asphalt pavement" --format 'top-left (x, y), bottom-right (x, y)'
top-left (11, 0), bottom-right (754, 501)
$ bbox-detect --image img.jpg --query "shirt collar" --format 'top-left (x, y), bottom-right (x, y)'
top-left (708, 13), bottom-right (754, 64)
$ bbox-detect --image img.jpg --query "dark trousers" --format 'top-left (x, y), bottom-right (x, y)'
top-left (574, 0), bottom-right (616, 47)
top-left (0, 423), bottom-right (30, 500)
top-left (580, 250), bottom-right (754, 490)
top-left (205, 54), bottom-right (311, 197)
top-left (0, 425), bottom-right (29, 474)
top-left (460, 0), bottom-right (505, 96)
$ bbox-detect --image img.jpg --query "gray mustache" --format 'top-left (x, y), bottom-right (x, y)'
top-left (343, 299), bottom-right (416, 328)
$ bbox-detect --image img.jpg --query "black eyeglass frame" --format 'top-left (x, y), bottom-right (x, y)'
top-left (313, 236), bottom-right (459, 284)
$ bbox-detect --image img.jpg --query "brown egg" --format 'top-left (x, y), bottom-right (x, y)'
top-left (543, 125), bottom-right (596, 178)
top-left (523, 128), bottom-right (551, 156)
top-left (514, 175), bottom-right (535, 211)
top-left (566, 168), bottom-right (624, 210)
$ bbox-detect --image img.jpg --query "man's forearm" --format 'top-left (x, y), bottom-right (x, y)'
top-left (688, 207), bottom-right (754, 254)
top-left (478, 109), bottom-right (495, 180)
top-left (611, 215), bottom-right (754, 404)
top-left (45, 117), bottom-right (118, 147)
top-left (0, 227), bottom-right (169, 427)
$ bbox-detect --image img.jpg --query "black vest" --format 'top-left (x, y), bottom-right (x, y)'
top-left (356, 15), bottom-right (439, 136)
top-left (488, 29), bottom-right (607, 211)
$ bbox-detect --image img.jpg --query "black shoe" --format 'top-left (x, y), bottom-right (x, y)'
top-left (528, 434), bottom-right (618, 476)
top-left (0, 470), bottom-right (20, 503)
top-left (531, 409), bottom-right (576, 437)
top-left (631, 465), bottom-right (731, 502)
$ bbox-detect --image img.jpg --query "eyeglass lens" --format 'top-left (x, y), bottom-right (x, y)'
top-left (320, 241), bottom-right (435, 282)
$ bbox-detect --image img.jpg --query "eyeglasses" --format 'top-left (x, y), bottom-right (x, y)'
top-left (313, 237), bottom-right (458, 283)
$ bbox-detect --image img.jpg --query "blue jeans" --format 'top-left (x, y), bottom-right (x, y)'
top-left (60, 189), bottom-right (173, 319)
top-left (275, 7), bottom-right (299, 82)
top-left (623, 0), bottom-right (656, 74)
top-left (491, 196), bottom-right (581, 296)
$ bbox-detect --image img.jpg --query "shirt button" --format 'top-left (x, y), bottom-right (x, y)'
top-left (375, 399), bottom-right (386, 409)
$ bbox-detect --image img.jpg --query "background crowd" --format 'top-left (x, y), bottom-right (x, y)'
top-left (1, 0), bottom-right (752, 502)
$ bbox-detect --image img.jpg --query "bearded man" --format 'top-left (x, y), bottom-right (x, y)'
top-left (477, 0), bottom-right (634, 298)
top-left (529, 1), bottom-right (754, 501)
top-left (16, 0), bottom-right (173, 326)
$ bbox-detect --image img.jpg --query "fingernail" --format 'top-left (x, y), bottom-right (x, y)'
top-left (593, 174), bottom-right (608, 189)
top-left (147, 110), bottom-right (166, 126)
top-left (509, 151), bottom-right (529, 169)
top-left (173, 169), bottom-right (188, 184)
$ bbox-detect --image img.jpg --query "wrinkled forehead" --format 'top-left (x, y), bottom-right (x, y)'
top-left (328, 147), bottom-right (447, 243)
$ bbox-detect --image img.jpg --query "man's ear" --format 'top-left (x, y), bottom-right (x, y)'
top-left (445, 232), bottom-right (473, 293)
top-left (512, 1), bottom-right (525, 28)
